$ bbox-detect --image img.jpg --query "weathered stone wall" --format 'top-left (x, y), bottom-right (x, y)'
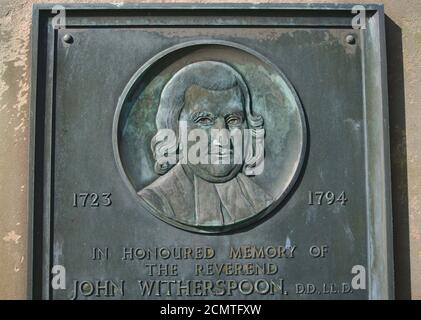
top-left (0, 0), bottom-right (419, 299)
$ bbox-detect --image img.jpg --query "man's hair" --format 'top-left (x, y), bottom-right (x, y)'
top-left (151, 61), bottom-right (264, 175)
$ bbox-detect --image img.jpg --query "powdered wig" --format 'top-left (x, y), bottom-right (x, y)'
top-left (151, 61), bottom-right (264, 175)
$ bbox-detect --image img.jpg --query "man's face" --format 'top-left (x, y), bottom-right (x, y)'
top-left (179, 84), bottom-right (247, 182)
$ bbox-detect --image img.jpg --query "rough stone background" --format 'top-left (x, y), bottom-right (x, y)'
top-left (0, 0), bottom-right (419, 300)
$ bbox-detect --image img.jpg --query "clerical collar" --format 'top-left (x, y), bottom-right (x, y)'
top-left (191, 170), bottom-right (273, 226)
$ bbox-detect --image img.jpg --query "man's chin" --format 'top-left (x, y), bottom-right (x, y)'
top-left (190, 164), bottom-right (242, 183)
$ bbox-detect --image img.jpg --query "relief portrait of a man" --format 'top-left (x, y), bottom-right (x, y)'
top-left (138, 61), bottom-right (273, 228)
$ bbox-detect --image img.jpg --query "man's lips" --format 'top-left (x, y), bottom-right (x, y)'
top-left (209, 151), bottom-right (232, 156)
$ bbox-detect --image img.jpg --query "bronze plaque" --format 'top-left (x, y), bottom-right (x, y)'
top-left (29, 4), bottom-right (393, 300)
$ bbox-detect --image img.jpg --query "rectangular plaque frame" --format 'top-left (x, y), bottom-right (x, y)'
top-left (28, 3), bottom-right (393, 300)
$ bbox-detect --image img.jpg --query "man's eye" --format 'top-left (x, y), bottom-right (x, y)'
top-left (226, 117), bottom-right (242, 126)
top-left (196, 117), bottom-right (213, 125)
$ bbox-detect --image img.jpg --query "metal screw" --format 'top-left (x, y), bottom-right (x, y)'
top-left (346, 34), bottom-right (356, 45)
top-left (63, 34), bottom-right (74, 44)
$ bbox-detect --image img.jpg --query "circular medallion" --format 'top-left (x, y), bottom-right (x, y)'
top-left (113, 40), bottom-right (307, 233)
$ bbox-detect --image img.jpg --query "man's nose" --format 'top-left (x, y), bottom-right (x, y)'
top-left (213, 117), bottom-right (226, 130)
top-left (212, 118), bottom-right (230, 140)
top-left (211, 118), bottom-right (230, 148)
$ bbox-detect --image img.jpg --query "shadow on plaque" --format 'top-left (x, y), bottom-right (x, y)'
top-left (386, 15), bottom-right (411, 300)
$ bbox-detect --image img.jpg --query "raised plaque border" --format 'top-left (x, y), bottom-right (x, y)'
top-left (28, 3), bottom-right (393, 300)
